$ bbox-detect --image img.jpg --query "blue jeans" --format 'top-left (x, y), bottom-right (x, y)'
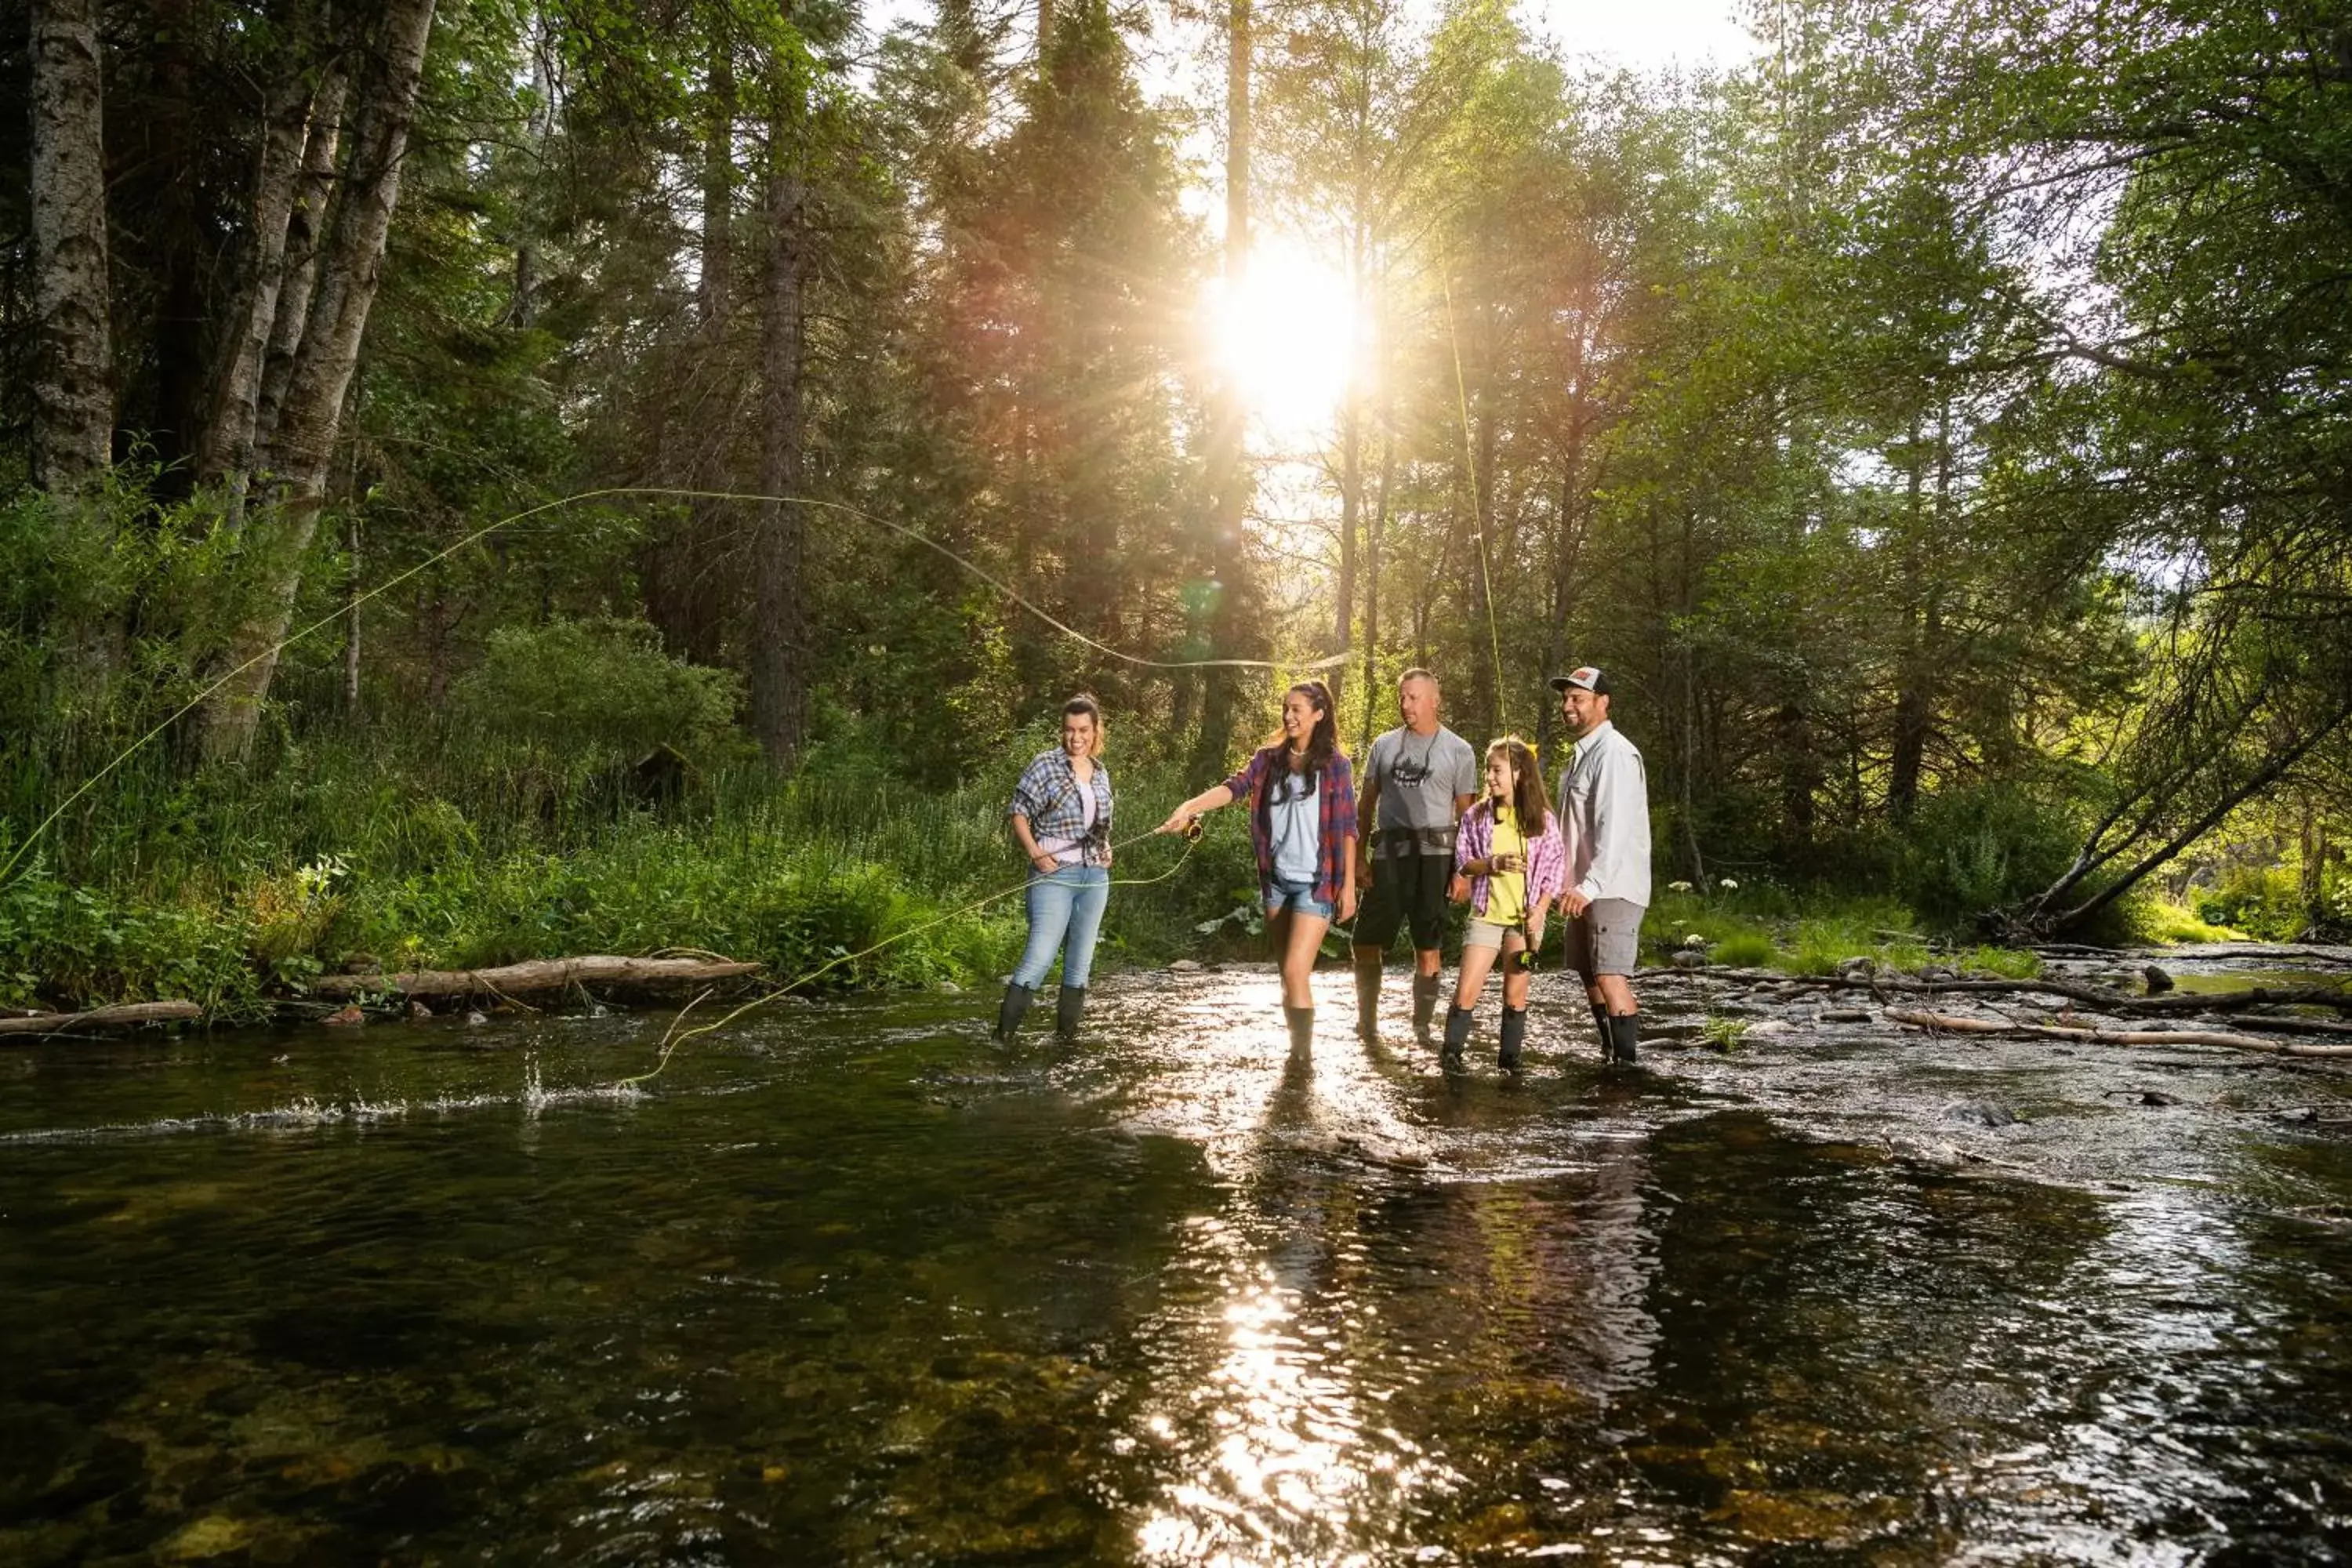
top-left (1264, 877), bottom-right (1334, 920)
top-left (1012, 865), bottom-right (1110, 989)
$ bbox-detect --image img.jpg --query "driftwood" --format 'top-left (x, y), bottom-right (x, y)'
top-left (1889, 1008), bottom-right (2352, 1058)
top-left (1658, 965), bottom-right (2352, 1016)
top-left (0, 1000), bottom-right (202, 1037)
top-left (313, 955), bottom-right (759, 1000)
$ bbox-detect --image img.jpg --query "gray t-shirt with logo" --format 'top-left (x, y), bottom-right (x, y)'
top-left (1363, 724), bottom-right (1479, 858)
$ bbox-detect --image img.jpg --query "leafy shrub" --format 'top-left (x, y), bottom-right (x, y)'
top-left (1895, 785), bottom-right (2080, 927)
top-left (2192, 863), bottom-right (2307, 942)
top-left (450, 617), bottom-right (749, 777)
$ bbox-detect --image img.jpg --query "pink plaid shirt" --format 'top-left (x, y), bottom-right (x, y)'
top-left (1453, 798), bottom-right (1566, 921)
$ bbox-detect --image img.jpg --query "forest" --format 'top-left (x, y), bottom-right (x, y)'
top-left (2, 0), bottom-right (2348, 1018)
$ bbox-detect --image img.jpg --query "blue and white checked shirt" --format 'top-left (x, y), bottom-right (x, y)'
top-left (1009, 750), bottom-right (1115, 868)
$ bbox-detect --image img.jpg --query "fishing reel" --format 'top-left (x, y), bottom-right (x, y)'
top-left (1509, 946), bottom-right (1538, 974)
top-left (1180, 815), bottom-right (1205, 843)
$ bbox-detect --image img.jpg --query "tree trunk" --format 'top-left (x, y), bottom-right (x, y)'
top-left (1191, 0), bottom-right (1253, 780)
top-left (200, 9), bottom-right (336, 497)
top-left (28, 0), bottom-right (114, 493)
top-left (198, 0), bottom-right (438, 764)
top-left (253, 66), bottom-right (350, 460)
top-left (749, 85), bottom-right (811, 769)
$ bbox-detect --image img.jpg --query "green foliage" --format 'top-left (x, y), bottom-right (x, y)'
top-left (1893, 786), bottom-right (2082, 927)
top-left (1710, 933), bottom-right (1779, 969)
top-left (1700, 1014), bottom-right (1748, 1052)
top-left (1955, 946), bottom-right (2042, 981)
top-left (2192, 864), bottom-right (2308, 943)
top-left (450, 617), bottom-right (749, 774)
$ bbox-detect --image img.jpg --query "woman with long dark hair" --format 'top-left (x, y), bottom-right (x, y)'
top-left (1443, 736), bottom-right (1565, 1072)
top-left (1159, 681), bottom-right (1357, 1055)
top-left (996, 695), bottom-right (1113, 1042)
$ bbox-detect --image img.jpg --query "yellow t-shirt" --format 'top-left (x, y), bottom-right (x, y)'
top-left (1485, 805), bottom-right (1527, 925)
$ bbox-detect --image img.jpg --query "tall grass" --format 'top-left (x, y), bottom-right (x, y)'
top-left (0, 720), bottom-right (1259, 1017)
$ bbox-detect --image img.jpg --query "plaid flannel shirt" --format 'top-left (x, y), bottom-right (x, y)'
top-left (1222, 746), bottom-right (1358, 906)
top-left (1009, 750), bottom-right (1114, 867)
top-left (1454, 799), bottom-right (1566, 922)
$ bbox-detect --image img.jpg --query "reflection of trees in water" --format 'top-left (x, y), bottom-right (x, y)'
top-left (1614, 1112), bottom-right (2131, 1552)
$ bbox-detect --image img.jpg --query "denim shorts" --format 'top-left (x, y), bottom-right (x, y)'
top-left (1265, 877), bottom-right (1335, 920)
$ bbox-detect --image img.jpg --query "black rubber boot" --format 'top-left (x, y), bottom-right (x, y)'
top-left (1054, 985), bottom-right (1087, 1041)
top-left (1498, 1005), bottom-right (1529, 1071)
top-left (1608, 1011), bottom-right (1641, 1065)
top-left (1442, 1003), bottom-right (1474, 1069)
top-left (1412, 973), bottom-right (1443, 1045)
top-left (1589, 1000), bottom-right (1613, 1058)
top-left (1284, 1004), bottom-right (1315, 1058)
top-left (1352, 958), bottom-right (1383, 1040)
top-left (995, 982), bottom-right (1033, 1042)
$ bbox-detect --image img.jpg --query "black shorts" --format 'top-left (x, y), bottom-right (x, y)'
top-left (1355, 852), bottom-right (1454, 951)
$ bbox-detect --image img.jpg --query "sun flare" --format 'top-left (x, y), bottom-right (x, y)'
top-left (1207, 241), bottom-right (1362, 445)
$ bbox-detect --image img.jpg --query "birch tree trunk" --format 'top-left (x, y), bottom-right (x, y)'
top-left (252, 67), bottom-right (349, 457)
top-left (199, 9), bottom-right (340, 503)
top-left (749, 85), bottom-right (811, 769)
top-left (198, 0), bottom-right (437, 764)
top-left (28, 0), bottom-right (114, 494)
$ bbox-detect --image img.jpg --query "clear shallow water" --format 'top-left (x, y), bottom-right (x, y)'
top-left (3, 974), bottom-right (2350, 1564)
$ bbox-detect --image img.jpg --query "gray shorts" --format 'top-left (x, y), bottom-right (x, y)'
top-left (1563, 898), bottom-right (1643, 979)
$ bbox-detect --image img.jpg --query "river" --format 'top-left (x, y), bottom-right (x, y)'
top-left (3, 962), bottom-right (2349, 1563)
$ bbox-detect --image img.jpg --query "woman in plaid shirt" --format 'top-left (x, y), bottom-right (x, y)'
top-left (1159, 681), bottom-right (1358, 1057)
top-left (995, 695), bottom-right (1114, 1043)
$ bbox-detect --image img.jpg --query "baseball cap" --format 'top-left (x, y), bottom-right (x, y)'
top-left (1548, 666), bottom-right (1610, 696)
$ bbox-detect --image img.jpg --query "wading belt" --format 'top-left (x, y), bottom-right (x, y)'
top-left (1372, 824), bottom-right (1457, 857)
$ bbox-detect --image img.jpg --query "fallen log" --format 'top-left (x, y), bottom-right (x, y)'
top-left (313, 956), bottom-right (760, 1000)
top-left (0, 1000), bottom-right (202, 1037)
top-left (1888, 1009), bottom-right (2352, 1058)
top-left (1658, 966), bottom-right (2352, 1016)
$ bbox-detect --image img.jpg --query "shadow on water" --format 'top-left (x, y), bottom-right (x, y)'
top-left (2, 971), bottom-right (2350, 1563)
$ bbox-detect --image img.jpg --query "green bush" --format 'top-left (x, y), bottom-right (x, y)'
top-left (450, 617), bottom-right (750, 776)
top-left (1895, 785), bottom-right (2080, 927)
top-left (2192, 863), bottom-right (2307, 942)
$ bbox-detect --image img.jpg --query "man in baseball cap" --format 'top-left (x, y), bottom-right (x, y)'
top-left (1548, 666), bottom-right (1650, 1064)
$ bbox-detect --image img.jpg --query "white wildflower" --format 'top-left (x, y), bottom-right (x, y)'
top-left (1719, 877), bottom-right (1740, 891)
top-left (1667, 879), bottom-right (1693, 893)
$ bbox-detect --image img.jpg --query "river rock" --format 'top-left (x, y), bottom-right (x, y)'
top-left (2140, 1090), bottom-right (2180, 1106)
top-left (2142, 964), bottom-right (2174, 993)
top-left (323, 1005), bottom-right (365, 1028)
top-left (1946, 1098), bottom-right (2019, 1129)
top-left (1918, 965), bottom-right (1957, 982)
top-left (1670, 949), bottom-right (1708, 971)
top-left (1168, 960), bottom-right (1202, 973)
top-left (1838, 956), bottom-right (1875, 978)
top-left (465, 1010), bottom-right (489, 1026)
top-left (1819, 1008), bottom-right (1872, 1023)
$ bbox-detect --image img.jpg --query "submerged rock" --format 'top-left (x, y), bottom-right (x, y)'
top-left (1946, 1098), bottom-right (2020, 1129)
top-left (2142, 964), bottom-right (2175, 993)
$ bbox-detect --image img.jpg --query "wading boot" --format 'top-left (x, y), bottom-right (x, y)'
top-left (1284, 1004), bottom-right (1316, 1058)
top-left (1441, 1004), bottom-right (1475, 1072)
top-left (1054, 985), bottom-right (1087, 1041)
top-left (1589, 1001), bottom-right (1613, 1060)
top-left (994, 982), bottom-right (1033, 1043)
top-left (1608, 1011), bottom-right (1642, 1066)
top-left (1412, 973), bottom-right (1443, 1047)
top-left (1353, 958), bottom-right (1384, 1041)
top-left (1497, 1005), bottom-right (1529, 1072)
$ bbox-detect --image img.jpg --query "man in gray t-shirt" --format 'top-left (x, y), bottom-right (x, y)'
top-left (1352, 670), bottom-right (1479, 1044)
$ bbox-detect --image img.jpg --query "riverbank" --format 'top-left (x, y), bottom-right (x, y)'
top-left (0, 752), bottom-right (2248, 1026)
